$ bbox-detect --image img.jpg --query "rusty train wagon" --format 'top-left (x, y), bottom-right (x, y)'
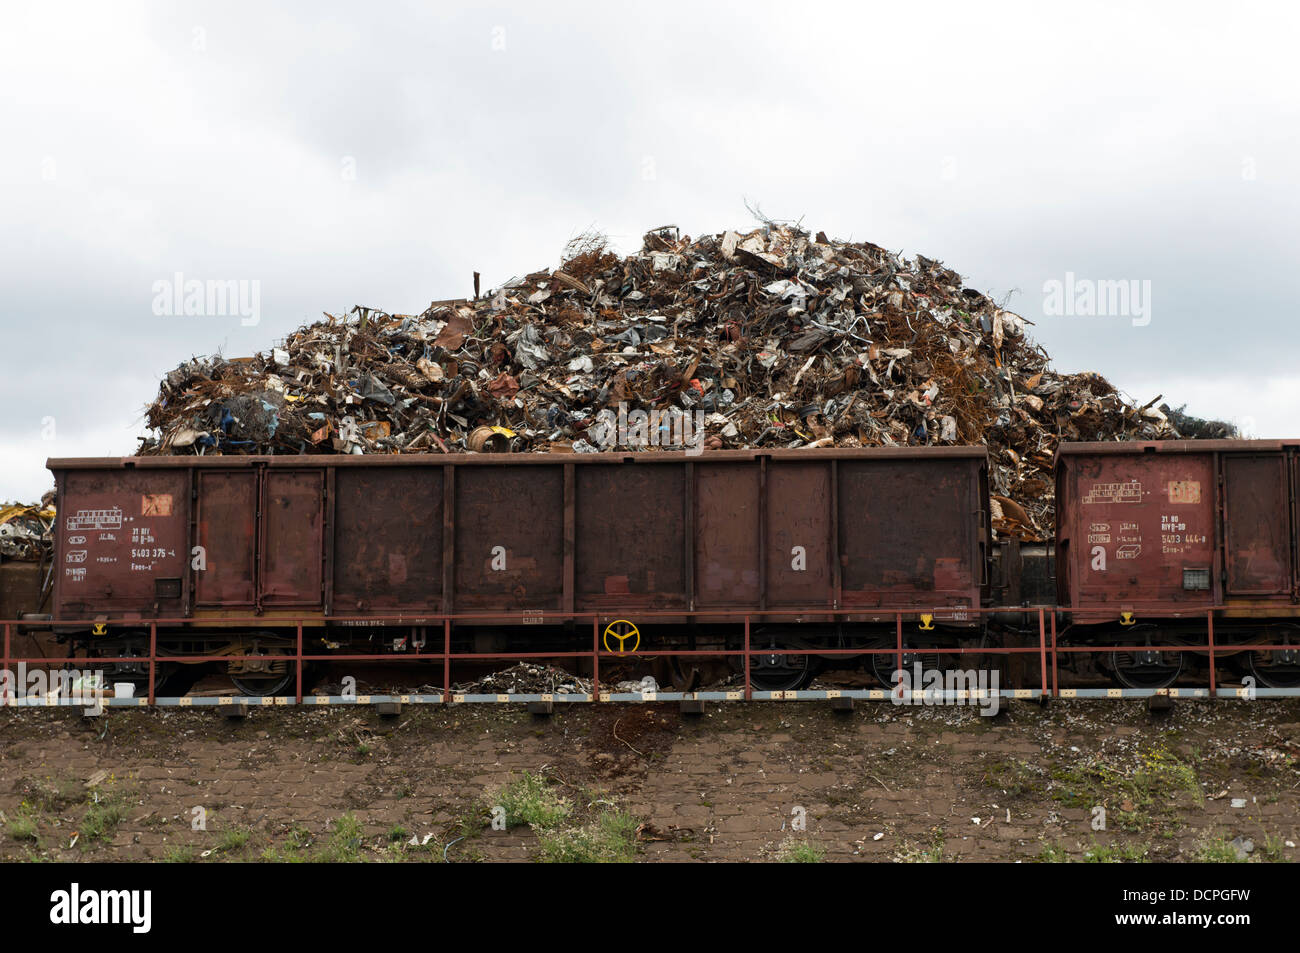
top-left (1056, 439), bottom-right (1300, 688)
top-left (47, 447), bottom-right (990, 694)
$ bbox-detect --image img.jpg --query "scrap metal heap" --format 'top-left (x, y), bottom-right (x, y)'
top-left (138, 224), bottom-right (1232, 539)
top-left (0, 499), bottom-right (55, 561)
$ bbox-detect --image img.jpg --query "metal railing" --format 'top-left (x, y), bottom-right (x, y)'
top-left (2, 604), bottom-right (1299, 706)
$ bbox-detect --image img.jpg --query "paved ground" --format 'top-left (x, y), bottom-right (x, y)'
top-left (1, 698), bottom-right (1298, 862)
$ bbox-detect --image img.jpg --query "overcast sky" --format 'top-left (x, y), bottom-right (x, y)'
top-left (2, 1), bottom-right (1297, 500)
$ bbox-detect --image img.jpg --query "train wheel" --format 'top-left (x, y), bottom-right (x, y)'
top-left (87, 637), bottom-right (180, 696)
top-left (228, 642), bottom-right (296, 697)
top-left (748, 636), bottom-right (814, 691)
top-left (869, 645), bottom-right (943, 689)
top-left (1109, 649), bottom-right (1183, 689)
top-left (230, 669), bottom-right (296, 697)
top-left (1245, 630), bottom-right (1300, 688)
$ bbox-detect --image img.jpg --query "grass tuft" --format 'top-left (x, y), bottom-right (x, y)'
top-left (776, 838), bottom-right (826, 863)
top-left (495, 772), bottom-right (571, 830)
top-left (536, 811), bottom-right (639, 863)
top-left (1083, 841), bottom-right (1149, 863)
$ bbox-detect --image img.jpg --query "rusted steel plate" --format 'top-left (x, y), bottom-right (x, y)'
top-left (766, 462), bottom-right (833, 606)
top-left (333, 467), bottom-right (443, 612)
top-left (575, 464), bottom-right (686, 610)
top-left (196, 470), bottom-right (257, 606)
top-left (259, 470), bottom-right (323, 606)
top-left (694, 462), bottom-right (760, 606)
top-left (1057, 439), bottom-right (1300, 458)
top-left (49, 448), bottom-right (992, 628)
top-left (57, 467), bottom-right (189, 615)
top-left (454, 465), bottom-right (563, 609)
top-left (1224, 454), bottom-right (1292, 597)
top-left (838, 459), bottom-right (979, 610)
top-left (1058, 451), bottom-right (1215, 613)
top-left (1294, 451), bottom-right (1300, 598)
top-left (47, 446), bottom-right (989, 471)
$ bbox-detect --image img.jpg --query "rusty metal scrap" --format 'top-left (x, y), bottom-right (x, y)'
top-left (0, 500), bottom-right (55, 561)
top-left (137, 224), bottom-right (1233, 539)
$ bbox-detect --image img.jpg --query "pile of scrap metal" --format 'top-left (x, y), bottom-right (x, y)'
top-left (0, 498), bottom-right (55, 561)
top-left (137, 224), bottom-right (1233, 540)
top-left (451, 663), bottom-right (592, 695)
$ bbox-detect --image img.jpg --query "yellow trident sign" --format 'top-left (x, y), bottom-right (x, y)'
top-left (602, 620), bottom-right (640, 655)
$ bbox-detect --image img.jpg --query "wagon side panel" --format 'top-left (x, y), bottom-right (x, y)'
top-left (838, 458), bottom-right (979, 613)
top-left (1059, 450), bottom-right (1215, 616)
top-left (693, 461), bottom-right (760, 607)
top-left (259, 470), bottom-right (325, 607)
top-left (1223, 452), bottom-right (1293, 601)
top-left (333, 466), bottom-right (443, 613)
top-left (765, 461), bottom-right (834, 607)
top-left (575, 463), bottom-right (686, 611)
top-left (453, 464), bottom-right (564, 611)
top-left (55, 466), bottom-right (190, 618)
top-left (195, 469), bottom-right (258, 606)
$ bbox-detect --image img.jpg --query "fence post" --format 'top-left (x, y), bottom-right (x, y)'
top-left (743, 616), bottom-right (751, 701)
top-left (1207, 609), bottom-right (1216, 698)
top-left (592, 617), bottom-right (600, 701)
top-left (895, 613), bottom-right (904, 691)
top-left (1038, 608), bottom-right (1047, 695)
top-left (148, 621), bottom-right (157, 705)
top-left (1050, 612), bottom-right (1059, 698)
top-left (443, 618), bottom-right (451, 703)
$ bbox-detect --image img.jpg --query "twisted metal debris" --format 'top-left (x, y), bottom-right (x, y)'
top-left (138, 224), bottom-right (1233, 539)
top-left (0, 501), bottom-right (55, 561)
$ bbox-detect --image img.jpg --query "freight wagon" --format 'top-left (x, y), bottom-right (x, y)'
top-left (1055, 440), bottom-right (1300, 688)
top-left (45, 447), bottom-right (991, 694)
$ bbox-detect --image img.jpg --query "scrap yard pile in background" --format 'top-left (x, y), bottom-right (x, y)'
top-left (0, 500), bottom-right (54, 562)
top-left (138, 223), bottom-right (1234, 540)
